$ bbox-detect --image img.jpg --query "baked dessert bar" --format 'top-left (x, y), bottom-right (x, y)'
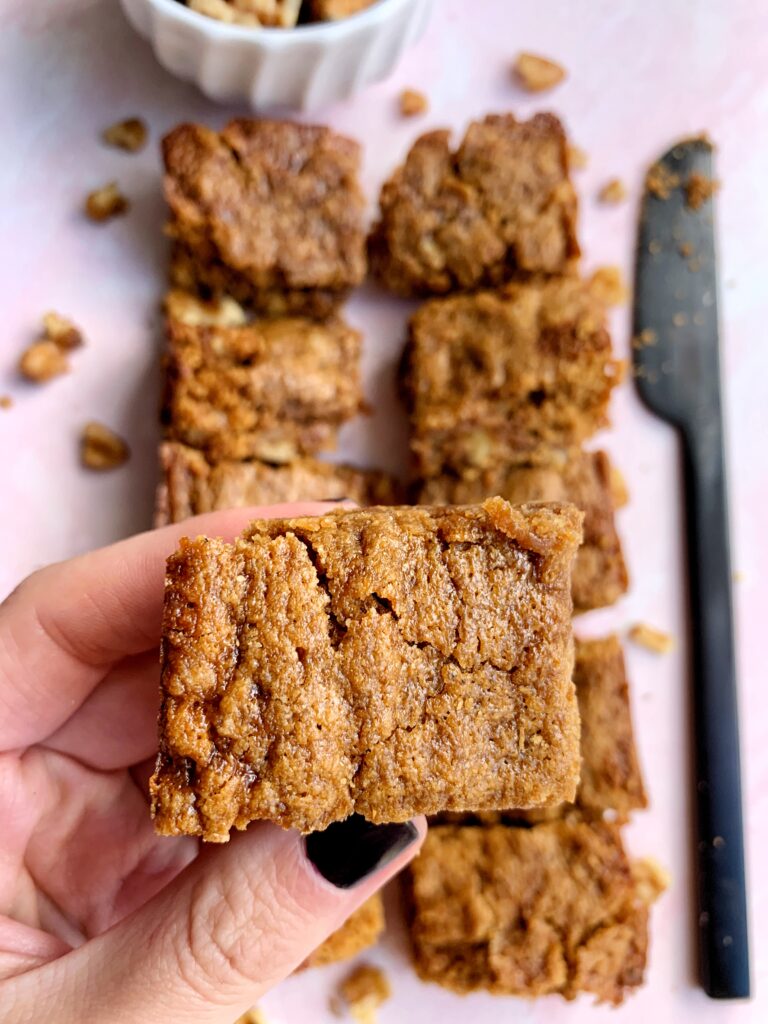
top-left (370, 113), bottom-right (579, 296)
top-left (407, 820), bottom-right (659, 1004)
top-left (402, 278), bottom-right (622, 477)
top-left (161, 314), bottom-right (363, 462)
top-left (164, 120), bottom-right (366, 317)
top-left (151, 499), bottom-right (583, 839)
top-left (310, 0), bottom-right (376, 18)
top-left (419, 448), bottom-right (628, 612)
top-left (305, 895), bottom-right (384, 968)
top-left (435, 634), bottom-right (647, 826)
top-left (156, 442), bottom-right (398, 524)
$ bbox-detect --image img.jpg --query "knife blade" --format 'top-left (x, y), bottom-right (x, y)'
top-left (633, 138), bottom-right (750, 999)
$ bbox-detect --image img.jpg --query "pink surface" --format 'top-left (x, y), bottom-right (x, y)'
top-left (1, 1), bottom-right (766, 1019)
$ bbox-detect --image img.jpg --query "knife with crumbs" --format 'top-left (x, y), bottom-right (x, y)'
top-left (633, 138), bottom-right (750, 999)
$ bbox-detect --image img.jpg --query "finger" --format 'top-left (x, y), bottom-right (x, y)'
top-left (8, 816), bottom-right (426, 1022)
top-left (0, 502), bottom-right (341, 751)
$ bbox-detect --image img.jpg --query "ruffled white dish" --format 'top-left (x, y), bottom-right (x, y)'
top-left (119, 0), bottom-right (433, 111)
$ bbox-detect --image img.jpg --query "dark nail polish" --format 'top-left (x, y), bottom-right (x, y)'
top-left (305, 814), bottom-right (419, 889)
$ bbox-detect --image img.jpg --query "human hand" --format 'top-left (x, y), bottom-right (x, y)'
top-left (0, 505), bottom-right (425, 1023)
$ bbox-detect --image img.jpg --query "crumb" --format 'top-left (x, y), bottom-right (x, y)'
top-left (631, 328), bottom-right (657, 350)
top-left (102, 117), bottom-right (148, 152)
top-left (688, 257), bottom-right (702, 272)
top-left (672, 312), bottom-right (688, 327)
top-left (598, 178), bottom-right (628, 204)
top-left (646, 163), bottom-right (680, 200)
top-left (233, 1009), bottom-right (268, 1024)
top-left (339, 964), bottom-right (391, 1024)
top-left (589, 266), bottom-right (628, 306)
top-left (400, 88), bottom-right (428, 116)
top-left (632, 858), bottom-right (671, 905)
top-left (628, 623), bottom-right (675, 654)
top-left (685, 172), bottom-right (719, 211)
top-left (609, 464), bottom-right (629, 508)
top-left (513, 52), bottom-right (566, 92)
top-left (648, 239), bottom-right (662, 255)
top-left (85, 182), bottom-right (129, 222)
top-left (0, 395), bottom-right (12, 409)
top-left (568, 144), bottom-right (588, 169)
top-left (43, 311), bottom-right (83, 350)
top-left (679, 241), bottom-right (694, 258)
top-left (19, 340), bottom-right (69, 382)
top-left (81, 422), bottom-right (130, 470)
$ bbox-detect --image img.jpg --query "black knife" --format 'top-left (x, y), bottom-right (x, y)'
top-left (633, 138), bottom-right (750, 999)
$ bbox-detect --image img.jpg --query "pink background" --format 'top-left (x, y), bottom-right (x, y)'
top-left (0, 1), bottom-right (766, 1020)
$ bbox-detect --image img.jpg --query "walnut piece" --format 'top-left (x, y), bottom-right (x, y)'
top-left (43, 311), bottom-right (83, 350)
top-left (400, 88), bottom-right (428, 117)
top-left (598, 178), bottom-right (628, 204)
top-left (188, 0), bottom-right (302, 26)
top-left (513, 52), bottom-right (566, 92)
top-left (164, 290), bottom-right (247, 328)
top-left (589, 266), bottom-right (628, 306)
top-left (81, 422), bottom-right (130, 470)
top-left (628, 623), bottom-right (675, 654)
top-left (102, 117), bottom-right (148, 152)
top-left (233, 1009), bottom-right (268, 1024)
top-left (19, 340), bottom-right (69, 382)
top-left (339, 964), bottom-right (391, 1024)
top-left (85, 182), bottom-right (129, 222)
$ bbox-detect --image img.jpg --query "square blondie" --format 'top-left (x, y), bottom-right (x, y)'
top-left (419, 448), bottom-right (628, 612)
top-left (164, 120), bottom-right (366, 317)
top-left (402, 278), bottom-right (622, 477)
top-left (156, 443), bottom-right (398, 525)
top-left (150, 499), bottom-right (583, 838)
top-left (407, 820), bottom-right (659, 1005)
top-left (161, 315), bottom-right (363, 463)
top-left (370, 113), bottom-right (579, 296)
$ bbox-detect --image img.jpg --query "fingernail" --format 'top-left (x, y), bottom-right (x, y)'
top-left (305, 815), bottom-right (419, 889)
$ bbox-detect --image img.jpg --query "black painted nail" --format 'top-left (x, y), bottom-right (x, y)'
top-left (305, 815), bottom-right (419, 889)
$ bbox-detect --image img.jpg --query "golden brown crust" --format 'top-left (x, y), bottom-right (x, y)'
top-left (305, 895), bottom-right (385, 968)
top-left (156, 443), bottom-right (399, 524)
top-left (161, 316), bottom-right (363, 462)
top-left (151, 500), bottom-right (583, 838)
top-left (406, 820), bottom-right (653, 1005)
top-left (163, 120), bottom-right (366, 315)
top-left (419, 448), bottom-right (628, 612)
top-left (402, 278), bottom-right (621, 477)
top-left (369, 113), bottom-right (579, 296)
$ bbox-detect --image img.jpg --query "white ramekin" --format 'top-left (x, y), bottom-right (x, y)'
top-left (119, 0), bottom-right (433, 111)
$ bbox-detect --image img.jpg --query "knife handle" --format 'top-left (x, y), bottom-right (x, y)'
top-left (682, 421), bottom-right (750, 999)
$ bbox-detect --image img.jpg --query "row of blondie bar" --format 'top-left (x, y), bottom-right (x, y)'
top-left (152, 111), bottom-right (661, 1000)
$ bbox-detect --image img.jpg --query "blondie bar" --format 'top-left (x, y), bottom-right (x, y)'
top-left (305, 895), bottom-right (384, 968)
top-left (151, 499), bottom-right (583, 839)
top-left (402, 278), bottom-right (621, 477)
top-left (407, 820), bottom-right (657, 1004)
top-left (164, 120), bottom-right (366, 317)
top-left (370, 113), bottom-right (579, 296)
top-left (161, 315), bottom-right (363, 462)
top-left (419, 448), bottom-right (628, 612)
top-left (156, 443), bottom-right (398, 524)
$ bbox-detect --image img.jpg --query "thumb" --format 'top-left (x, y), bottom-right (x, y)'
top-left (11, 816), bottom-right (425, 1024)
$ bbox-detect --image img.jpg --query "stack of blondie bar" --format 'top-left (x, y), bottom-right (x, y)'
top-left (368, 112), bottom-right (663, 1005)
top-left (151, 111), bottom-right (663, 1003)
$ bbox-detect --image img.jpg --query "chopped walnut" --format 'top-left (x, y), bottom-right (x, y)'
top-left (513, 52), bottom-right (566, 92)
top-left (81, 422), bottom-right (130, 470)
top-left (646, 162), bottom-right (680, 200)
top-left (233, 1009), bottom-right (268, 1024)
top-left (400, 88), bottom-right (428, 117)
top-left (188, 0), bottom-right (301, 26)
top-left (567, 144), bottom-right (588, 170)
top-left (685, 171), bottom-right (719, 211)
top-left (598, 178), bottom-right (628, 204)
top-left (19, 340), bottom-right (69, 382)
top-left (43, 311), bottom-right (83, 350)
top-left (609, 464), bottom-right (629, 508)
top-left (589, 266), bottom-right (628, 306)
top-left (628, 623), bottom-right (675, 654)
top-left (339, 964), bottom-right (391, 1024)
top-left (85, 182), bottom-right (129, 222)
top-left (164, 290), bottom-right (247, 328)
top-left (0, 395), bottom-right (13, 410)
top-left (102, 117), bottom-right (148, 152)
